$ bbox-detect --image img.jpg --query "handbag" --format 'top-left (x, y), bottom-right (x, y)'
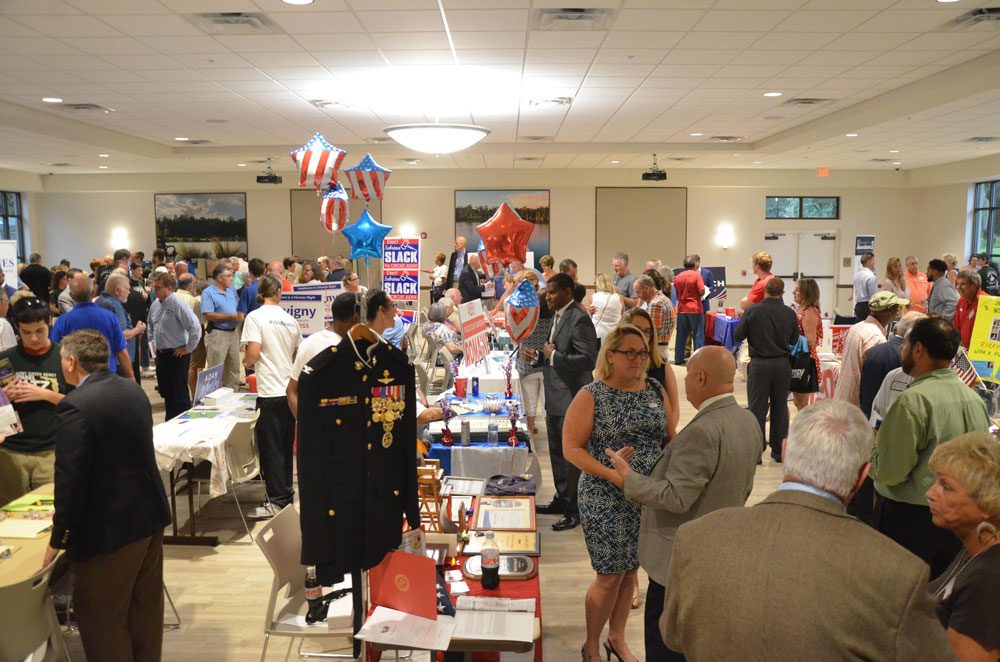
top-left (789, 336), bottom-right (817, 393)
top-left (484, 474), bottom-right (537, 496)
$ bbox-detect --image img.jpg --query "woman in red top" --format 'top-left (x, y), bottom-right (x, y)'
top-left (740, 251), bottom-right (774, 311)
top-left (792, 278), bottom-right (823, 411)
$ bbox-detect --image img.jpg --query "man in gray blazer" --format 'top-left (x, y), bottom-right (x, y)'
top-left (607, 346), bottom-right (761, 661)
top-left (523, 272), bottom-right (598, 531)
top-left (661, 399), bottom-right (951, 661)
top-left (927, 258), bottom-right (959, 319)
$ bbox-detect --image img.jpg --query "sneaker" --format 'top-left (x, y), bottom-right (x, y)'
top-left (248, 501), bottom-right (277, 520)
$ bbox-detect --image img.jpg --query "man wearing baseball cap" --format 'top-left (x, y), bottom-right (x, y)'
top-left (834, 291), bottom-right (906, 408)
top-left (971, 252), bottom-right (999, 296)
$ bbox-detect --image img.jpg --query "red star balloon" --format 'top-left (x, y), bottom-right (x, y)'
top-left (475, 203), bottom-right (533, 267)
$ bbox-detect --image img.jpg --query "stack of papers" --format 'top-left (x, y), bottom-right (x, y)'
top-left (0, 518), bottom-right (52, 538)
top-left (356, 607), bottom-right (455, 650)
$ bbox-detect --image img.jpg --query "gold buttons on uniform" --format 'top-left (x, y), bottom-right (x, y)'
top-left (331, 347), bottom-right (337, 353)
top-left (328, 509), bottom-right (335, 517)
top-left (367, 443), bottom-right (373, 450)
top-left (365, 397), bottom-right (370, 404)
top-left (393, 490), bottom-right (400, 496)
top-left (336, 418), bottom-right (342, 425)
top-left (367, 421), bottom-right (372, 427)
top-left (362, 375), bottom-right (368, 382)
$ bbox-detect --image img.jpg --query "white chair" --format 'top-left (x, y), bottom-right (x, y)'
top-left (0, 564), bottom-right (70, 662)
top-left (222, 410), bottom-right (263, 540)
top-left (255, 505), bottom-right (355, 661)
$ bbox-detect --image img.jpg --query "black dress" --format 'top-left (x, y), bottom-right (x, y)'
top-left (928, 544), bottom-right (1000, 652)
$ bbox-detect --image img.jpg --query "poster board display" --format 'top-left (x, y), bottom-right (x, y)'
top-left (966, 294), bottom-right (1000, 382)
top-left (279, 293), bottom-right (324, 337)
top-left (193, 363), bottom-right (224, 405)
top-left (382, 237), bottom-right (420, 303)
top-left (458, 298), bottom-right (490, 365)
top-left (830, 325), bottom-right (851, 356)
top-left (292, 281), bottom-right (343, 322)
top-left (0, 240), bottom-right (16, 292)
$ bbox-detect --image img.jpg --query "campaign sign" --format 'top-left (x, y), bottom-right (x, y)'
top-left (280, 293), bottom-right (324, 337)
top-left (382, 237), bottom-right (420, 302)
top-left (293, 282), bottom-right (344, 322)
top-left (0, 240), bottom-right (16, 291)
top-left (459, 298), bottom-right (490, 365)
top-left (398, 309), bottom-right (416, 326)
top-left (194, 363), bottom-right (224, 405)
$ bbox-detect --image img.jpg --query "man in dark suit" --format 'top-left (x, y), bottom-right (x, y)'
top-left (458, 252), bottom-right (486, 303)
top-left (661, 399), bottom-right (951, 660)
top-left (44, 330), bottom-right (171, 662)
top-left (444, 235), bottom-right (468, 290)
top-left (523, 273), bottom-right (598, 531)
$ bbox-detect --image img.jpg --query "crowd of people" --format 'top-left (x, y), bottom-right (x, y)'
top-left (0, 241), bottom-right (997, 661)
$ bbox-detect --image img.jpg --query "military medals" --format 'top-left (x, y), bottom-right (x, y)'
top-left (371, 385), bottom-right (404, 448)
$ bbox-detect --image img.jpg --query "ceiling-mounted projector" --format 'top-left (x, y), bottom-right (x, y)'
top-left (642, 153), bottom-right (667, 181)
top-left (256, 157), bottom-right (282, 184)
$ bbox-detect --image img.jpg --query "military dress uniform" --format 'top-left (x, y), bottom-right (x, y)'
top-left (296, 331), bottom-right (420, 584)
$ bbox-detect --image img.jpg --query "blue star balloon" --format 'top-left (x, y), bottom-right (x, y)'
top-left (342, 209), bottom-right (393, 265)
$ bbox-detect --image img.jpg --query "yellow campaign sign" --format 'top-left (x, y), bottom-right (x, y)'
top-left (967, 294), bottom-right (1000, 383)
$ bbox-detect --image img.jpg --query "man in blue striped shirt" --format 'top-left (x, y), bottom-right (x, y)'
top-left (147, 271), bottom-right (202, 420)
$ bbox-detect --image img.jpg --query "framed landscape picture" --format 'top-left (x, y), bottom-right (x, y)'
top-left (455, 189), bottom-right (550, 270)
top-left (154, 193), bottom-right (248, 260)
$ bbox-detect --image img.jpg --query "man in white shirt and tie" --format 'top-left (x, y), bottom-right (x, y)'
top-left (523, 273), bottom-right (599, 531)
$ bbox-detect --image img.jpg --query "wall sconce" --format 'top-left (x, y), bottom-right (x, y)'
top-left (399, 223), bottom-right (417, 238)
top-left (715, 223), bottom-right (735, 250)
top-left (110, 227), bottom-right (129, 249)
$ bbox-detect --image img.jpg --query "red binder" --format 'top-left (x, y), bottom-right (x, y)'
top-left (369, 550), bottom-right (437, 620)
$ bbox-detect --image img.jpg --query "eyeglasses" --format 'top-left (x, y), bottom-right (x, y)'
top-left (610, 349), bottom-right (650, 361)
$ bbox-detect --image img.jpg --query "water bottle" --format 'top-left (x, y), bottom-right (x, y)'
top-left (480, 531), bottom-right (501, 590)
top-left (304, 565), bottom-right (325, 624)
top-left (472, 376), bottom-right (480, 397)
top-left (420, 427), bottom-right (433, 449)
top-left (487, 415), bottom-right (499, 446)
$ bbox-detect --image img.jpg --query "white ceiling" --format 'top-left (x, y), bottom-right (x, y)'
top-left (2, 0), bottom-right (1000, 174)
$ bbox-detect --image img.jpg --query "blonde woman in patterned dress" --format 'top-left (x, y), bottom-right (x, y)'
top-left (563, 324), bottom-right (667, 662)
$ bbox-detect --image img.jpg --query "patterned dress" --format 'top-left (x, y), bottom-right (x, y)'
top-left (578, 378), bottom-right (665, 575)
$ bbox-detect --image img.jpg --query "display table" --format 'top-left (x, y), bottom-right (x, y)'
top-left (0, 483), bottom-right (55, 588)
top-left (706, 312), bottom-right (741, 351)
top-left (457, 352), bottom-right (520, 394)
top-left (809, 355), bottom-right (841, 404)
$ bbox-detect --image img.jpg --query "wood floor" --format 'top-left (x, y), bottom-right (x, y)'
top-left (61, 365), bottom-right (786, 661)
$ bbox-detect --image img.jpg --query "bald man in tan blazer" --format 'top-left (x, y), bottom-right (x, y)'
top-left (661, 399), bottom-right (952, 662)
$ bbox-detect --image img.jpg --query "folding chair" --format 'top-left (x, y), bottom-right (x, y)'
top-left (223, 410), bottom-right (264, 540)
top-left (0, 564), bottom-right (70, 662)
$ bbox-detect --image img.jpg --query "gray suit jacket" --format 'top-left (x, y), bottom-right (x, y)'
top-left (539, 303), bottom-right (598, 415)
top-left (624, 395), bottom-right (761, 585)
top-left (662, 490), bottom-right (954, 662)
top-left (928, 276), bottom-right (959, 320)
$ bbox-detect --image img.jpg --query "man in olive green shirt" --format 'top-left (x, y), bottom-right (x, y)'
top-left (871, 317), bottom-right (989, 578)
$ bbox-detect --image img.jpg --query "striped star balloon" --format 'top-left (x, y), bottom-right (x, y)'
top-left (320, 183), bottom-right (349, 234)
top-left (504, 278), bottom-right (540, 344)
top-left (290, 133), bottom-right (347, 191)
top-left (344, 153), bottom-right (392, 201)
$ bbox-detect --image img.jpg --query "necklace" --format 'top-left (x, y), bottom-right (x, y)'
top-left (933, 541), bottom-right (996, 600)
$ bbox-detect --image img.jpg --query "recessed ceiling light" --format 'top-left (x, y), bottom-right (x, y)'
top-left (98, 153), bottom-right (110, 158)
top-left (689, 132), bottom-right (703, 137)
top-left (892, 162), bottom-right (902, 165)
top-left (845, 133), bottom-right (859, 137)
top-left (98, 165), bottom-right (108, 169)
top-left (282, 0), bottom-right (314, 4)
top-left (611, 160), bottom-right (620, 164)
top-left (753, 161), bottom-right (763, 164)
top-left (237, 163), bottom-right (246, 167)
top-left (732, 153), bottom-right (741, 157)
top-left (889, 149), bottom-right (899, 153)
top-left (936, 0), bottom-right (960, 3)
top-left (42, 97), bottom-right (62, 103)
top-left (762, 92), bottom-right (782, 98)
top-left (174, 137), bottom-right (189, 142)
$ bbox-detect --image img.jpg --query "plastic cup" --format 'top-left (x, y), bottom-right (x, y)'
top-left (454, 377), bottom-right (468, 398)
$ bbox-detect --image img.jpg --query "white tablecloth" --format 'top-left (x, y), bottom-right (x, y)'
top-left (152, 395), bottom-right (257, 498)
top-left (458, 351), bottom-right (520, 394)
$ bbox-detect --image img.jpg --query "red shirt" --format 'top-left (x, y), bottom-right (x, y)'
top-left (748, 273), bottom-right (774, 305)
top-left (954, 290), bottom-right (979, 349)
top-left (674, 269), bottom-right (705, 314)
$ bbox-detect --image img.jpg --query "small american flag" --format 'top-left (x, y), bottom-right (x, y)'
top-left (952, 347), bottom-right (981, 387)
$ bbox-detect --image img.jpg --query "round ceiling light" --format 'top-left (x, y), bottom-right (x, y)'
top-left (384, 123), bottom-right (490, 154)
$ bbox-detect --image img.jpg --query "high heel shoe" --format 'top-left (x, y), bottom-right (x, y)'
top-left (603, 640), bottom-right (624, 662)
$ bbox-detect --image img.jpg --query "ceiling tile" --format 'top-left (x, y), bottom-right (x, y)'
top-left (292, 33), bottom-right (378, 52)
top-left (32, 54), bottom-right (114, 71)
top-left (593, 49), bottom-right (668, 64)
top-left (171, 52), bottom-right (253, 68)
top-left (259, 67), bottom-right (332, 80)
top-left (382, 50), bottom-right (454, 65)
top-left (733, 50), bottom-right (810, 65)
top-left (137, 35), bottom-right (230, 53)
top-left (781, 64), bottom-right (853, 77)
top-left (675, 32), bottom-right (765, 50)
top-left (693, 10), bottom-right (793, 32)
top-left (773, 10), bottom-right (878, 33)
top-left (222, 80), bottom-right (286, 92)
top-left (314, 51), bottom-right (386, 67)
top-left (0, 37), bottom-right (82, 55)
top-left (587, 63), bottom-right (656, 77)
top-left (699, 77), bottom-right (768, 89)
top-left (894, 32), bottom-right (996, 51)
top-left (866, 50), bottom-right (952, 66)
top-left (140, 69), bottom-right (210, 82)
top-left (663, 50), bottom-right (741, 65)
top-left (525, 49), bottom-right (597, 64)
top-left (13, 14), bottom-right (123, 37)
top-left (715, 64), bottom-right (787, 78)
top-left (451, 31), bottom-right (526, 49)
top-left (76, 69), bottom-right (148, 83)
top-left (242, 51), bottom-right (320, 67)
top-left (0, 17), bottom-right (43, 37)
top-left (355, 10), bottom-right (443, 32)
top-left (653, 63), bottom-right (725, 77)
top-left (446, 10), bottom-right (528, 31)
top-left (214, 35), bottom-right (304, 53)
top-left (63, 36), bottom-right (159, 55)
top-left (855, 9), bottom-right (964, 33)
top-left (370, 32), bottom-right (449, 50)
top-left (841, 64), bottom-right (917, 78)
top-left (527, 31), bottom-right (607, 49)
top-left (614, 10), bottom-right (706, 31)
top-left (1, 0), bottom-right (84, 15)
top-left (102, 54), bottom-right (186, 70)
top-left (797, 50), bottom-right (879, 66)
top-left (68, 0), bottom-right (169, 13)
top-left (749, 32), bottom-right (839, 49)
top-left (270, 12), bottom-right (364, 34)
top-left (98, 14), bottom-right (202, 36)
top-left (454, 49), bottom-right (524, 64)
top-left (602, 31), bottom-right (686, 49)
top-left (821, 32), bottom-right (917, 50)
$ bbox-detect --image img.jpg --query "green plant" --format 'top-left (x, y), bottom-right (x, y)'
top-left (174, 243), bottom-right (212, 260)
top-left (212, 241), bottom-right (242, 258)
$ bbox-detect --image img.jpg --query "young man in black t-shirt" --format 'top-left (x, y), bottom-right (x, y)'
top-left (0, 298), bottom-right (69, 498)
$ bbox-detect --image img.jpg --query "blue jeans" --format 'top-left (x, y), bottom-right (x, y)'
top-left (674, 313), bottom-right (704, 364)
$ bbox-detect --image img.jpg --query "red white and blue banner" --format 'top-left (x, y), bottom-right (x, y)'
top-left (382, 237), bottom-right (420, 303)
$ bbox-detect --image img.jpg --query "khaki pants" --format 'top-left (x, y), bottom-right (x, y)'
top-left (0, 448), bottom-right (55, 501)
top-left (204, 328), bottom-right (241, 390)
top-left (74, 531), bottom-right (165, 662)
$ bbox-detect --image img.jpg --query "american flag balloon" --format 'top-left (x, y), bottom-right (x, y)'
top-left (504, 278), bottom-right (540, 344)
top-left (344, 153), bottom-right (391, 201)
top-left (320, 183), bottom-right (349, 234)
top-left (290, 133), bottom-right (347, 191)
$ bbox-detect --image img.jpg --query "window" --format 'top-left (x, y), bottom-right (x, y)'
top-left (0, 191), bottom-right (24, 262)
top-left (765, 196), bottom-right (839, 220)
top-left (972, 180), bottom-right (1000, 263)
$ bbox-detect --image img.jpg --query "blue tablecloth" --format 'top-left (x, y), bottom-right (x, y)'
top-left (427, 437), bottom-right (529, 476)
top-left (711, 313), bottom-right (741, 351)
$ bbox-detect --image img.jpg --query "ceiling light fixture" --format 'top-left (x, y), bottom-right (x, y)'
top-left (845, 133), bottom-right (859, 137)
top-left (237, 163), bottom-right (246, 167)
top-left (42, 97), bottom-right (63, 103)
top-left (611, 160), bottom-right (620, 164)
top-left (384, 123), bottom-right (490, 154)
top-left (936, 0), bottom-right (961, 3)
top-left (282, 0), bottom-right (314, 4)
top-left (753, 161), bottom-right (763, 164)
top-left (689, 132), bottom-right (703, 137)
top-left (889, 149), bottom-right (899, 153)
top-left (762, 91), bottom-right (782, 97)
top-left (892, 161), bottom-right (902, 165)
top-left (174, 137), bottom-right (189, 142)
top-left (98, 165), bottom-right (108, 169)
top-left (98, 153), bottom-right (109, 158)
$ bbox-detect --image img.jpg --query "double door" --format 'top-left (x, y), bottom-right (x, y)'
top-left (763, 232), bottom-right (838, 314)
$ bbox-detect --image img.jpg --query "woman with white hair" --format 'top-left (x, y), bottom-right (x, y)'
top-left (589, 272), bottom-right (623, 340)
top-left (422, 302), bottom-right (462, 357)
top-left (927, 433), bottom-right (1000, 661)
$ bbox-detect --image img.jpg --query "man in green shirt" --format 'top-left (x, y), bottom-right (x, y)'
top-left (0, 297), bottom-right (69, 500)
top-left (871, 317), bottom-right (989, 578)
